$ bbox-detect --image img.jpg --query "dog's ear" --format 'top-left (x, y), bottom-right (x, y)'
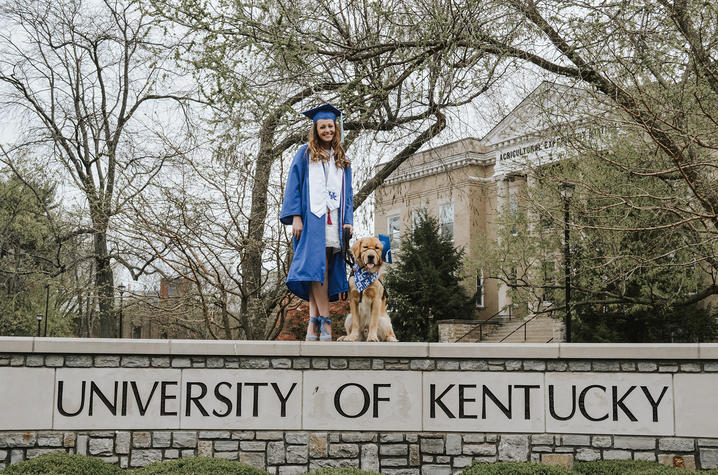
top-left (351, 239), bottom-right (362, 262)
top-left (373, 237), bottom-right (383, 267)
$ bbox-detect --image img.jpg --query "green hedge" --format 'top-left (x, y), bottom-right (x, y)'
top-left (131, 456), bottom-right (269, 474)
top-left (574, 459), bottom-right (698, 474)
top-left (7, 453), bottom-right (718, 475)
top-left (2, 452), bottom-right (122, 475)
top-left (461, 461), bottom-right (573, 474)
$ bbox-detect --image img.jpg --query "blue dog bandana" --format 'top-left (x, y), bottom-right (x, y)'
top-left (353, 264), bottom-right (379, 292)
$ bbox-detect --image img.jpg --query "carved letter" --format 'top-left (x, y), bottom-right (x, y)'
top-left (160, 381), bottom-right (178, 416)
top-left (334, 383), bottom-right (370, 418)
top-left (482, 385), bottom-right (512, 419)
top-left (185, 382), bottom-right (209, 417)
top-left (57, 381), bottom-right (85, 417)
top-left (372, 384), bottom-right (391, 418)
top-left (579, 385), bottom-right (608, 422)
top-left (272, 382), bottom-right (297, 417)
top-left (89, 381), bottom-right (118, 416)
top-left (459, 384), bottom-right (478, 419)
top-left (612, 386), bottom-right (638, 422)
top-left (641, 385), bottom-right (669, 423)
top-left (213, 382), bottom-right (232, 417)
top-left (244, 383), bottom-right (268, 417)
top-left (430, 384), bottom-right (455, 419)
top-left (549, 385), bottom-right (576, 421)
top-left (514, 385), bottom-right (540, 420)
top-left (131, 381), bottom-right (158, 416)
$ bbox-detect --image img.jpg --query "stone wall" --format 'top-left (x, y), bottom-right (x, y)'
top-left (3, 428), bottom-right (716, 473)
top-left (2, 338), bottom-right (718, 472)
top-left (437, 320), bottom-right (479, 343)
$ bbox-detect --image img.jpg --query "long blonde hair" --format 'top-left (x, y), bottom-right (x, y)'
top-left (307, 121), bottom-right (349, 168)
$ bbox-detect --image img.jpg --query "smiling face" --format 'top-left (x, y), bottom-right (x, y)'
top-left (352, 237), bottom-right (384, 273)
top-left (315, 119), bottom-right (336, 145)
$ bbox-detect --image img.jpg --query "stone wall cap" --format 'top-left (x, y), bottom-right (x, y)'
top-left (558, 343), bottom-right (700, 360)
top-left (698, 344), bottom-right (718, 359)
top-left (0, 336), bottom-right (33, 352)
top-left (430, 342), bottom-right (559, 359)
top-left (300, 341), bottom-right (429, 358)
top-left (169, 340), bottom-right (302, 356)
top-left (31, 337), bottom-right (171, 354)
top-left (0, 337), bottom-right (712, 360)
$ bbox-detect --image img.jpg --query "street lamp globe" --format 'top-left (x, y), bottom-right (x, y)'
top-left (559, 181), bottom-right (575, 200)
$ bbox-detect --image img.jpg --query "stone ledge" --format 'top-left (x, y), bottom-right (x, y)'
top-left (0, 337), bottom-right (33, 353)
top-left (559, 344), bottom-right (700, 360)
top-left (0, 338), bottom-right (713, 360)
top-left (33, 338), bottom-right (171, 354)
top-left (430, 343), bottom-right (559, 359)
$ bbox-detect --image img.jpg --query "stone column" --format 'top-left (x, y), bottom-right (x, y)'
top-left (524, 173), bottom-right (540, 316)
top-left (495, 176), bottom-right (511, 316)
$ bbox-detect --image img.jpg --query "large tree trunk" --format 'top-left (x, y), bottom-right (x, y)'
top-left (91, 208), bottom-right (115, 337)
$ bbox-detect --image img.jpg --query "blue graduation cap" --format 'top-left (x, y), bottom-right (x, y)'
top-left (302, 103), bottom-right (344, 143)
top-left (378, 234), bottom-right (392, 264)
top-left (302, 103), bottom-right (341, 122)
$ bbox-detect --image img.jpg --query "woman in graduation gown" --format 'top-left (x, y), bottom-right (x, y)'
top-left (280, 104), bottom-right (353, 341)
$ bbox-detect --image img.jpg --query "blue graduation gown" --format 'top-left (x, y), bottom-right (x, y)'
top-left (280, 145), bottom-right (354, 301)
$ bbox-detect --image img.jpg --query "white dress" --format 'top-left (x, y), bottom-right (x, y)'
top-left (325, 207), bottom-right (340, 251)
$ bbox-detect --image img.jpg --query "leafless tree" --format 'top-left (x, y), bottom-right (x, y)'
top-left (117, 0), bottom-right (512, 338)
top-left (0, 0), bottom-right (200, 336)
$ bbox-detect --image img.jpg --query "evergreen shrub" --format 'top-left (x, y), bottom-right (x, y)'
top-left (132, 457), bottom-right (268, 474)
top-left (573, 459), bottom-right (703, 474)
top-left (2, 452), bottom-right (122, 475)
top-left (384, 212), bottom-right (475, 342)
top-left (460, 461), bottom-right (573, 474)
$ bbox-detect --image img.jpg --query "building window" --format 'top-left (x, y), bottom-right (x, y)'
top-left (411, 208), bottom-right (425, 231)
top-left (439, 202), bottom-right (454, 241)
top-left (476, 270), bottom-right (485, 308)
top-left (387, 215), bottom-right (400, 249)
top-left (132, 326), bottom-right (142, 339)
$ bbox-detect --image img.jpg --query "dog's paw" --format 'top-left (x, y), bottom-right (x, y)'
top-left (337, 336), bottom-right (347, 342)
top-left (342, 333), bottom-right (360, 342)
top-left (366, 333), bottom-right (379, 342)
top-left (387, 336), bottom-right (399, 342)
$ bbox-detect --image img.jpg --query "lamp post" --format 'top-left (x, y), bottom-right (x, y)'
top-left (118, 284), bottom-right (126, 339)
top-left (36, 314), bottom-right (43, 337)
top-left (44, 283), bottom-right (50, 337)
top-left (559, 182), bottom-right (575, 343)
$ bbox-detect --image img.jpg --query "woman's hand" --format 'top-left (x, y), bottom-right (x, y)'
top-left (292, 215), bottom-right (303, 239)
top-left (343, 224), bottom-right (353, 236)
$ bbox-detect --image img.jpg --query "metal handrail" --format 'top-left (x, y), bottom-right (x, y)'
top-left (499, 312), bottom-right (544, 343)
top-left (455, 309), bottom-right (507, 342)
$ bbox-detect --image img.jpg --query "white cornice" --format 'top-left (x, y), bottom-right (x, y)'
top-left (383, 152), bottom-right (495, 185)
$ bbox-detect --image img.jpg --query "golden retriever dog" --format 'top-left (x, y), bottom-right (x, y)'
top-left (338, 236), bottom-right (399, 342)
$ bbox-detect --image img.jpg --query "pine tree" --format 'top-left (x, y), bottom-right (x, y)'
top-left (384, 212), bottom-right (475, 342)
